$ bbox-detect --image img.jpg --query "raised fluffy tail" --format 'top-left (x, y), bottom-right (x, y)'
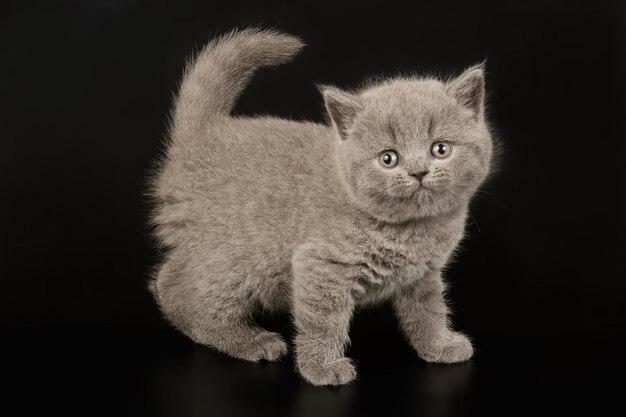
top-left (171, 28), bottom-right (304, 134)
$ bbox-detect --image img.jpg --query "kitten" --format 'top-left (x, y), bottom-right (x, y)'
top-left (150, 28), bottom-right (494, 386)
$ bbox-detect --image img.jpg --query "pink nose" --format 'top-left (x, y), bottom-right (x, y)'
top-left (411, 171), bottom-right (429, 182)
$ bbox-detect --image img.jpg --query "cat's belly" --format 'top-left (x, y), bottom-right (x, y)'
top-left (255, 268), bottom-right (293, 312)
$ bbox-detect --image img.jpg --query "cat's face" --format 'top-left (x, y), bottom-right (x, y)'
top-left (324, 66), bottom-right (493, 222)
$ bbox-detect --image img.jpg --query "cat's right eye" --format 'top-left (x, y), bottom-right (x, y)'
top-left (431, 141), bottom-right (452, 159)
top-left (378, 150), bottom-right (399, 168)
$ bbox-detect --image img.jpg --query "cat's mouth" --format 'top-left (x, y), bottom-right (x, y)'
top-left (414, 182), bottom-right (431, 191)
top-left (408, 175), bottom-right (433, 193)
top-left (411, 183), bottom-right (438, 197)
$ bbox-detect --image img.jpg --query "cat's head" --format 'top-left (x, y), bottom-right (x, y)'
top-left (322, 65), bottom-right (494, 222)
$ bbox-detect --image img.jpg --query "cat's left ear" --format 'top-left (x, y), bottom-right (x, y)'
top-left (320, 85), bottom-right (364, 139)
top-left (446, 62), bottom-right (486, 120)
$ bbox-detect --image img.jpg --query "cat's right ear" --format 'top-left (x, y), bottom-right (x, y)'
top-left (320, 85), bottom-right (364, 140)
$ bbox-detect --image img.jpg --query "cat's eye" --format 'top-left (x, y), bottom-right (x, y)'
top-left (378, 150), bottom-right (399, 168)
top-left (431, 142), bottom-right (452, 159)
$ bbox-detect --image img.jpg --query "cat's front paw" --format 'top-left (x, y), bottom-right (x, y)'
top-left (417, 332), bottom-right (474, 364)
top-left (298, 357), bottom-right (357, 386)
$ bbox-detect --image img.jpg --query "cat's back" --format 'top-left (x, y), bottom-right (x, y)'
top-left (164, 116), bottom-right (335, 194)
top-left (154, 115), bottom-right (341, 249)
top-left (212, 116), bottom-right (332, 178)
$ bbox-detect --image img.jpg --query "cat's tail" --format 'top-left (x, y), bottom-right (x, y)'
top-left (171, 28), bottom-right (304, 134)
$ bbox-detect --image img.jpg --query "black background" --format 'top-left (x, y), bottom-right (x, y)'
top-left (2, 1), bottom-right (625, 416)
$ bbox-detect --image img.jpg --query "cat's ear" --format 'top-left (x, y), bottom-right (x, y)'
top-left (320, 85), bottom-right (364, 139)
top-left (446, 62), bottom-right (486, 120)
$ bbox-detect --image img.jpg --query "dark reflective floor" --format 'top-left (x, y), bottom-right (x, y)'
top-left (7, 305), bottom-right (624, 417)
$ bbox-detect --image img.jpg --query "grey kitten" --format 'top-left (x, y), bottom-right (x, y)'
top-left (150, 28), bottom-right (494, 386)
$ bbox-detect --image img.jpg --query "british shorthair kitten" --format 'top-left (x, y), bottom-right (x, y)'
top-left (150, 28), bottom-right (494, 386)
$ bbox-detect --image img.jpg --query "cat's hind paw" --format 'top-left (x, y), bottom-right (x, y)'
top-left (298, 357), bottom-right (357, 386)
top-left (231, 331), bottom-right (288, 362)
top-left (417, 332), bottom-right (474, 364)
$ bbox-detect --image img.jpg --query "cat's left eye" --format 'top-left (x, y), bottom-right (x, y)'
top-left (431, 142), bottom-right (452, 159)
top-left (378, 150), bottom-right (399, 168)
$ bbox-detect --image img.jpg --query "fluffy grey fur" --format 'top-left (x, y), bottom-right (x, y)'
top-left (150, 28), bottom-right (494, 386)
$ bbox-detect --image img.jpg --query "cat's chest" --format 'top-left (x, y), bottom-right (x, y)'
top-left (357, 217), bottom-right (464, 293)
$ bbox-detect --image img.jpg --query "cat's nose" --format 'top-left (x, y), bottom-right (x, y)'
top-left (410, 171), bottom-right (429, 182)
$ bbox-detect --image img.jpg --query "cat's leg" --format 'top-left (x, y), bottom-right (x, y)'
top-left (154, 257), bottom-right (288, 362)
top-left (291, 244), bottom-right (358, 386)
top-left (393, 270), bottom-right (473, 363)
